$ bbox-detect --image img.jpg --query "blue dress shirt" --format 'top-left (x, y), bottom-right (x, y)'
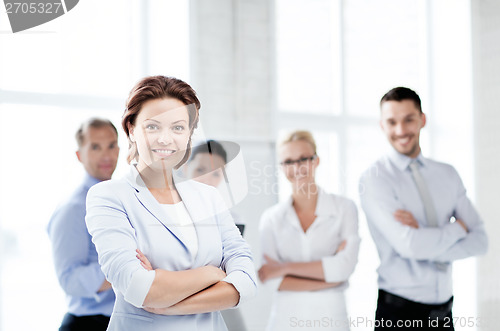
top-left (359, 150), bottom-right (488, 304)
top-left (47, 173), bottom-right (115, 316)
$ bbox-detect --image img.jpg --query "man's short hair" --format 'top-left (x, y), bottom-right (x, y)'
top-left (75, 118), bottom-right (118, 148)
top-left (380, 87), bottom-right (422, 113)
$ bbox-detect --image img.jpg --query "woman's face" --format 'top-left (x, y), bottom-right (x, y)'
top-left (129, 98), bottom-right (191, 171)
top-left (278, 140), bottom-right (319, 187)
top-left (187, 152), bottom-right (225, 187)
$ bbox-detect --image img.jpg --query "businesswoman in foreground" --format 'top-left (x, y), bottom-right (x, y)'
top-left (258, 131), bottom-right (360, 331)
top-left (85, 76), bottom-right (256, 331)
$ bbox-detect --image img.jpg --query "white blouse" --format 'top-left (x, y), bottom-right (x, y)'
top-left (259, 188), bottom-right (360, 331)
top-left (161, 202), bottom-right (199, 258)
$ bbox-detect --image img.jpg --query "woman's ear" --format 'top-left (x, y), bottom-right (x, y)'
top-left (128, 123), bottom-right (135, 143)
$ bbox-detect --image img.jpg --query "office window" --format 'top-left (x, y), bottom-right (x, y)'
top-left (275, 0), bottom-right (475, 327)
top-left (276, 0), bottom-right (341, 115)
top-left (0, 1), bottom-right (189, 330)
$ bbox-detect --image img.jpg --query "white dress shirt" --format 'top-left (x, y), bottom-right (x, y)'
top-left (259, 188), bottom-right (360, 330)
top-left (359, 150), bottom-right (488, 304)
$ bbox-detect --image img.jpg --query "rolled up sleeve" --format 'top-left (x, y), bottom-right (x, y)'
top-left (214, 189), bottom-right (257, 307)
top-left (222, 270), bottom-right (257, 307)
top-left (124, 268), bottom-right (156, 308)
top-left (321, 200), bottom-right (360, 283)
top-left (322, 236), bottom-right (361, 283)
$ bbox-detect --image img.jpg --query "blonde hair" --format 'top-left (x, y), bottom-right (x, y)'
top-left (279, 130), bottom-right (317, 154)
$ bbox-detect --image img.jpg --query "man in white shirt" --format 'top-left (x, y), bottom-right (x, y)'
top-left (359, 87), bottom-right (487, 330)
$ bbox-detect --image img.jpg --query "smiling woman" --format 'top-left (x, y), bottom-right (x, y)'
top-left (130, 98), bottom-right (191, 175)
top-left (84, 75), bottom-right (257, 331)
top-left (259, 130), bottom-right (360, 331)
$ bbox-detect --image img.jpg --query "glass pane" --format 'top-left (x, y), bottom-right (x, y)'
top-left (148, 0), bottom-right (190, 80)
top-left (58, 0), bottom-right (138, 97)
top-left (0, 0), bottom-right (139, 97)
top-left (276, 0), bottom-right (340, 114)
top-left (0, 22), bottom-right (64, 93)
top-left (343, 0), bottom-right (422, 117)
top-left (344, 124), bottom-right (385, 320)
top-left (429, 0), bottom-right (474, 194)
top-left (0, 104), bottom-right (128, 331)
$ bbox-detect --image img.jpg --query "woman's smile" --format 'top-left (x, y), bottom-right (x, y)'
top-left (152, 148), bottom-right (177, 158)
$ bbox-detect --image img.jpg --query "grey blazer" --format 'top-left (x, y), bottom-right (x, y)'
top-left (86, 165), bottom-right (256, 331)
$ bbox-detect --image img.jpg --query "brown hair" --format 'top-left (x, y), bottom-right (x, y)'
top-left (279, 130), bottom-right (317, 155)
top-left (380, 87), bottom-right (422, 113)
top-left (75, 118), bottom-right (118, 148)
top-left (122, 76), bottom-right (201, 167)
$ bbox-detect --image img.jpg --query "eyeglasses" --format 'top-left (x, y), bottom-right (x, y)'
top-left (280, 155), bottom-right (317, 167)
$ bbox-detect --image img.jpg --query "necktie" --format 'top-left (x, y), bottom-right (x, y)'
top-left (409, 160), bottom-right (449, 271)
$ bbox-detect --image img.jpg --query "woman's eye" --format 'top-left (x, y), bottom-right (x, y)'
top-left (173, 125), bottom-right (185, 131)
top-left (145, 124), bottom-right (159, 130)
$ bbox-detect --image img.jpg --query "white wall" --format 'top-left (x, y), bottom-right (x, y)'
top-left (471, 1), bottom-right (500, 330)
top-left (190, 1), bottom-right (276, 329)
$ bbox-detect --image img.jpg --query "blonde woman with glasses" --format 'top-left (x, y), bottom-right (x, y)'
top-left (258, 130), bottom-right (360, 331)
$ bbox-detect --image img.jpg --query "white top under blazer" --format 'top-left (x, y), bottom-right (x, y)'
top-left (85, 165), bottom-right (257, 331)
top-left (161, 202), bottom-right (199, 258)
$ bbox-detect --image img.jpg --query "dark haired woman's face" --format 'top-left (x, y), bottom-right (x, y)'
top-left (187, 153), bottom-right (225, 187)
top-left (129, 98), bottom-right (190, 171)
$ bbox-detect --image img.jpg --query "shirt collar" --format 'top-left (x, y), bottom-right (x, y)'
top-left (284, 187), bottom-right (337, 218)
top-left (315, 187), bottom-right (337, 217)
top-left (83, 172), bottom-right (101, 190)
top-left (387, 148), bottom-right (427, 171)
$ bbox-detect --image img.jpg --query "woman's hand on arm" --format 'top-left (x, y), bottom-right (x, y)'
top-left (144, 281), bottom-right (240, 315)
top-left (258, 256), bottom-right (342, 292)
top-left (136, 249), bottom-right (153, 271)
top-left (258, 255), bottom-right (326, 282)
top-left (258, 255), bottom-right (289, 282)
top-left (259, 240), bottom-right (346, 283)
top-left (135, 250), bottom-right (227, 308)
top-left (278, 276), bottom-right (342, 291)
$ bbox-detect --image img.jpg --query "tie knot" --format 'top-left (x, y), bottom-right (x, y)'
top-left (409, 160), bottom-right (420, 172)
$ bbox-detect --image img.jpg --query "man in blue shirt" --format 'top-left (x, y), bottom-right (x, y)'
top-left (359, 87), bottom-right (487, 330)
top-left (48, 118), bottom-right (119, 331)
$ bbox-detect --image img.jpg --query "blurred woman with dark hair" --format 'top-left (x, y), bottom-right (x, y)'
top-left (185, 139), bottom-right (248, 331)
